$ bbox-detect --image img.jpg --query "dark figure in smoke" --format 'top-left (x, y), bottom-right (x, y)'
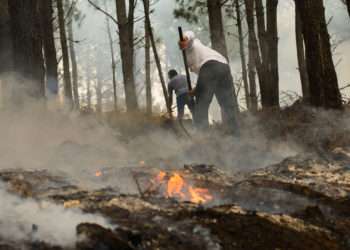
top-left (179, 31), bottom-right (239, 134)
top-left (168, 69), bottom-right (194, 120)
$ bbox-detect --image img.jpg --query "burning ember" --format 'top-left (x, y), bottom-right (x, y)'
top-left (152, 171), bottom-right (213, 204)
top-left (95, 170), bottom-right (103, 177)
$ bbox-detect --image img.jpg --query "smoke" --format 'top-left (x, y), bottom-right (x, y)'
top-left (0, 182), bottom-right (111, 246)
top-left (0, 95), bottom-right (299, 179)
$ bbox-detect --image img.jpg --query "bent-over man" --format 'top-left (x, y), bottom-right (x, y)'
top-left (168, 69), bottom-right (194, 120)
top-left (179, 31), bottom-right (239, 134)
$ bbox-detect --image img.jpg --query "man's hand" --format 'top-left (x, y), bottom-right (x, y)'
top-left (188, 88), bottom-right (196, 97)
top-left (179, 37), bottom-right (189, 50)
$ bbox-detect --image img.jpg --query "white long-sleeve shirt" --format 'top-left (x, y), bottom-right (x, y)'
top-left (184, 31), bottom-right (228, 74)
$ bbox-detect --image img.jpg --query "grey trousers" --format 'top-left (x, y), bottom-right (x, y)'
top-left (194, 60), bottom-right (239, 133)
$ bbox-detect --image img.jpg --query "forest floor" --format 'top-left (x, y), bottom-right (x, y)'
top-left (1, 102), bottom-right (350, 250)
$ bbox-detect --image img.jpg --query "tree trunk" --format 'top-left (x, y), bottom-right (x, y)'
top-left (142, 0), bottom-right (171, 116)
top-left (254, 0), bottom-right (267, 64)
top-left (254, 0), bottom-right (279, 108)
top-left (39, 0), bottom-right (58, 96)
top-left (346, 0), bottom-right (350, 18)
top-left (295, 4), bottom-right (309, 102)
top-left (266, 0), bottom-right (279, 106)
top-left (115, 0), bottom-right (138, 112)
top-left (248, 38), bottom-right (258, 112)
top-left (234, 0), bottom-right (251, 111)
top-left (8, 0), bottom-right (45, 101)
top-left (57, 0), bottom-right (73, 105)
top-left (144, 0), bottom-right (152, 115)
top-left (295, 0), bottom-right (342, 109)
top-left (96, 55), bottom-right (103, 113)
top-left (66, 0), bottom-right (79, 109)
top-left (206, 0), bottom-right (229, 59)
top-left (0, 0), bottom-right (13, 107)
top-left (105, 8), bottom-right (117, 111)
top-left (245, 0), bottom-right (262, 110)
top-left (86, 59), bottom-right (92, 111)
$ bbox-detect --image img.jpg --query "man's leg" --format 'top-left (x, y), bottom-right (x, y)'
top-left (186, 94), bottom-right (195, 118)
top-left (194, 63), bottom-right (216, 129)
top-left (176, 94), bottom-right (186, 120)
top-left (215, 64), bottom-right (240, 134)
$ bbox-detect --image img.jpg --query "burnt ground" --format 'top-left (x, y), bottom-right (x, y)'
top-left (1, 104), bottom-right (350, 250)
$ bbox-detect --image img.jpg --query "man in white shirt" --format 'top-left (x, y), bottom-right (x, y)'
top-left (179, 31), bottom-right (239, 133)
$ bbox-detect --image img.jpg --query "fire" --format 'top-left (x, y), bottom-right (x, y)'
top-left (167, 173), bottom-right (186, 199)
top-left (95, 170), bottom-right (103, 177)
top-left (155, 171), bottom-right (166, 182)
top-left (188, 187), bottom-right (212, 204)
top-left (152, 171), bottom-right (213, 204)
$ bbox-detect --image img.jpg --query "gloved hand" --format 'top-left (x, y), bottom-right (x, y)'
top-left (188, 88), bottom-right (196, 97)
top-left (179, 37), bottom-right (190, 50)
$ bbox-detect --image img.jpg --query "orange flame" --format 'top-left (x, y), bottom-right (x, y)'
top-left (95, 170), bottom-right (103, 177)
top-left (153, 171), bottom-right (213, 204)
top-left (155, 171), bottom-right (166, 182)
top-left (167, 173), bottom-right (186, 199)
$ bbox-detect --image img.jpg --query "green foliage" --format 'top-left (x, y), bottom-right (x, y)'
top-left (173, 0), bottom-right (207, 23)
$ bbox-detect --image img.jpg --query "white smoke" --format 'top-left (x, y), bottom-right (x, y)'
top-left (0, 182), bottom-right (111, 246)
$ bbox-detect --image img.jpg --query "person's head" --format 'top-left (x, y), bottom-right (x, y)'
top-left (179, 31), bottom-right (195, 50)
top-left (168, 69), bottom-right (178, 80)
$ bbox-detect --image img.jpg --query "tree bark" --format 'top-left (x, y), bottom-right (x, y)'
top-left (295, 4), bottom-right (309, 102)
top-left (8, 0), bottom-right (45, 101)
top-left (206, 0), bottom-right (229, 59)
top-left (142, 0), bottom-right (171, 116)
top-left (266, 0), bottom-right (279, 106)
top-left (105, 6), bottom-right (117, 111)
top-left (295, 0), bottom-right (342, 109)
top-left (39, 0), bottom-right (58, 96)
top-left (95, 53), bottom-right (103, 113)
top-left (115, 0), bottom-right (139, 112)
top-left (86, 58), bottom-right (92, 111)
top-left (57, 0), bottom-right (73, 106)
top-left (144, 0), bottom-right (152, 115)
top-left (245, 0), bottom-right (262, 110)
top-left (234, 0), bottom-right (252, 111)
top-left (254, 0), bottom-right (279, 108)
top-left (345, 0), bottom-right (350, 18)
top-left (0, 0), bottom-right (13, 106)
top-left (66, 0), bottom-right (79, 109)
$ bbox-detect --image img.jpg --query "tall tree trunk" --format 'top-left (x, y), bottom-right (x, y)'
top-left (57, 0), bottom-right (73, 105)
top-left (345, 0), bottom-right (350, 18)
top-left (266, 0), bottom-right (279, 106)
top-left (295, 4), bottom-right (309, 102)
top-left (39, 0), bottom-right (58, 96)
top-left (96, 56), bottom-right (103, 113)
top-left (248, 38), bottom-right (258, 112)
top-left (234, 0), bottom-right (251, 111)
top-left (8, 0), bottom-right (45, 101)
top-left (0, 0), bottom-right (13, 107)
top-left (295, 0), bottom-right (342, 109)
top-left (245, 0), bottom-right (262, 110)
top-left (66, 0), bottom-right (79, 109)
top-left (105, 8), bottom-right (118, 111)
top-left (115, 0), bottom-right (138, 112)
top-left (142, 0), bottom-right (171, 116)
top-left (254, 0), bottom-right (279, 108)
top-left (86, 59), bottom-right (92, 111)
top-left (144, 0), bottom-right (152, 115)
top-left (207, 0), bottom-right (229, 59)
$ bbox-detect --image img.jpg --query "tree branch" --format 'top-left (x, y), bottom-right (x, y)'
top-left (87, 0), bottom-right (119, 26)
